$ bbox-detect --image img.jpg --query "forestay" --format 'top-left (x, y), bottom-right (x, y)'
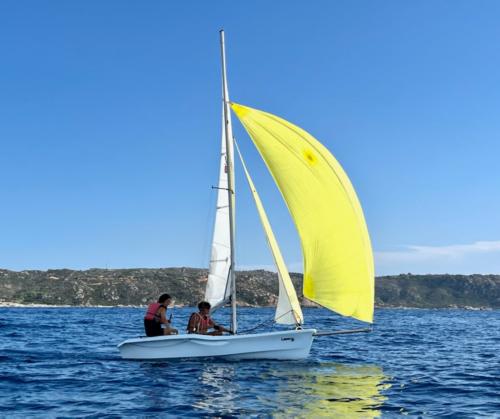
top-left (234, 141), bottom-right (303, 325)
top-left (231, 103), bottom-right (374, 323)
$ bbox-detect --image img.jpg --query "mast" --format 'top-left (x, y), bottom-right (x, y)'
top-left (220, 29), bottom-right (237, 334)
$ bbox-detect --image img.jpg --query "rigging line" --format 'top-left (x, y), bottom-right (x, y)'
top-left (237, 313), bottom-right (276, 334)
top-left (237, 309), bottom-right (298, 334)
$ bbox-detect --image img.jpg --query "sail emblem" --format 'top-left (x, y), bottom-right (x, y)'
top-left (303, 149), bottom-right (317, 165)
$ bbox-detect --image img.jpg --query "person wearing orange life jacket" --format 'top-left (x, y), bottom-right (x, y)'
top-left (187, 301), bottom-right (232, 335)
top-left (144, 293), bottom-right (178, 337)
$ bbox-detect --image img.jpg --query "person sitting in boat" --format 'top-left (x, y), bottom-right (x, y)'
top-left (144, 293), bottom-right (178, 337)
top-left (187, 301), bottom-right (232, 335)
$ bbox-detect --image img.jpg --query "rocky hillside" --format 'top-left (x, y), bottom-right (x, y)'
top-left (0, 268), bottom-right (499, 308)
top-left (0, 268), bottom-right (304, 307)
top-left (376, 273), bottom-right (500, 308)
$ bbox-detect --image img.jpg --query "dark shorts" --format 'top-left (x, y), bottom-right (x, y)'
top-left (144, 319), bottom-right (163, 337)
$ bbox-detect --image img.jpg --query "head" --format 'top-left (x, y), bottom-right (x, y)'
top-left (158, 293), bottom-right (172, 306)
top-left (198, 301), bottom-right (211, 315)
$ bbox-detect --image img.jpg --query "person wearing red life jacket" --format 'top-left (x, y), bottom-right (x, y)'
top-left (144, 293), bottom-right (178, 337)
top-left (187, 301), bottom-right (232, 335)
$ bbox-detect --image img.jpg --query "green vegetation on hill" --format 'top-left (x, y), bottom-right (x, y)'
top-left (376, 273), bottom-right (500, 308)
top-left (0, 268), bottom-right (498, 308)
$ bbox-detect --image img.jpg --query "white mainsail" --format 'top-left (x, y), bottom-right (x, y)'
top-left (205, 109), bottom-right (235, 309)
top-left (235, 142), bottom-right (303, 325)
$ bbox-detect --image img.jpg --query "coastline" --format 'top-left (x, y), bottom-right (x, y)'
top-left (0, 302), bottom-right (493, 310)
top-left (2, 269), bottom-right (498, 309)
top-left (0, 302), bottom-right (141, 308)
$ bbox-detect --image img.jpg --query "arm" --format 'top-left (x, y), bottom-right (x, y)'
top-left (215, 325), bottom-right (231, 333)
top-left (159, 306), bottom-right (170, 325)
top-left (212, 319), bottom-right (231, 333)
top-left (187, 313), bottom-right (202, 334)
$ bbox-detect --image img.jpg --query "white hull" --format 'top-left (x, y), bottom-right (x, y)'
top-left (118, 329), bottom-right (316, 360)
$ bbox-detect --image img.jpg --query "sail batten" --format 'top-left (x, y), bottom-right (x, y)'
top-left (231, 103), bottom-right (374, 323)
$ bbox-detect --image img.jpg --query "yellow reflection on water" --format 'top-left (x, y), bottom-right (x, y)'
top-left (270, 363), bottom-right (391, 418)
top-left (141, 361), bottom-right (390, 417)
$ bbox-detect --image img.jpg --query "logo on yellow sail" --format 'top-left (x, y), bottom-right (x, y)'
top-left (303, 149), bottom-right (318, 166)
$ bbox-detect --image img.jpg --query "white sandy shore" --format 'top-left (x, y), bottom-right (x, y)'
top-left (0, 302), bottom-right (147, 308)
top-left (0, 302), bottom-right (493, 310)
top-left (0, 302), bottom-right (196, 308)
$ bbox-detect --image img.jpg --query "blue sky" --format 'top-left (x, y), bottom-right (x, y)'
top-left (1, 1), bottom-right (499, 275)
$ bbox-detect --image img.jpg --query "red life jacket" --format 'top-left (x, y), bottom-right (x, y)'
top-left (144, 303), bottom-right (163, 322)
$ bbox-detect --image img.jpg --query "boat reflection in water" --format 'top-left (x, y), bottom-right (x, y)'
top-left (188, 362), bottom-right (390, 417)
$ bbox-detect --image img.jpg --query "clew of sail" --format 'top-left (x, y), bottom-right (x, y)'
top-left (231, 103), bottom-right (374, 323)
top-left (205, 108), bottom-right (235, 309)
top-left (235, 141), bottom-right (303, 325)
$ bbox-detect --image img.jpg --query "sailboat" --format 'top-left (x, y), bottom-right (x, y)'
top-left (117, 31), bottom-right (374, 360)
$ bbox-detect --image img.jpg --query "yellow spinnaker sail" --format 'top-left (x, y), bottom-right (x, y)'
top-left (231, 103), bottom-right (374, 323)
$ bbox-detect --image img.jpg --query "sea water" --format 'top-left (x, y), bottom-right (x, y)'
top-left (0, 307), bottom-right (498, 417)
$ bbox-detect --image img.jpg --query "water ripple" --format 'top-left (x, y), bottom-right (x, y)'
top-left (0, 307), bottom-right (498, 416)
